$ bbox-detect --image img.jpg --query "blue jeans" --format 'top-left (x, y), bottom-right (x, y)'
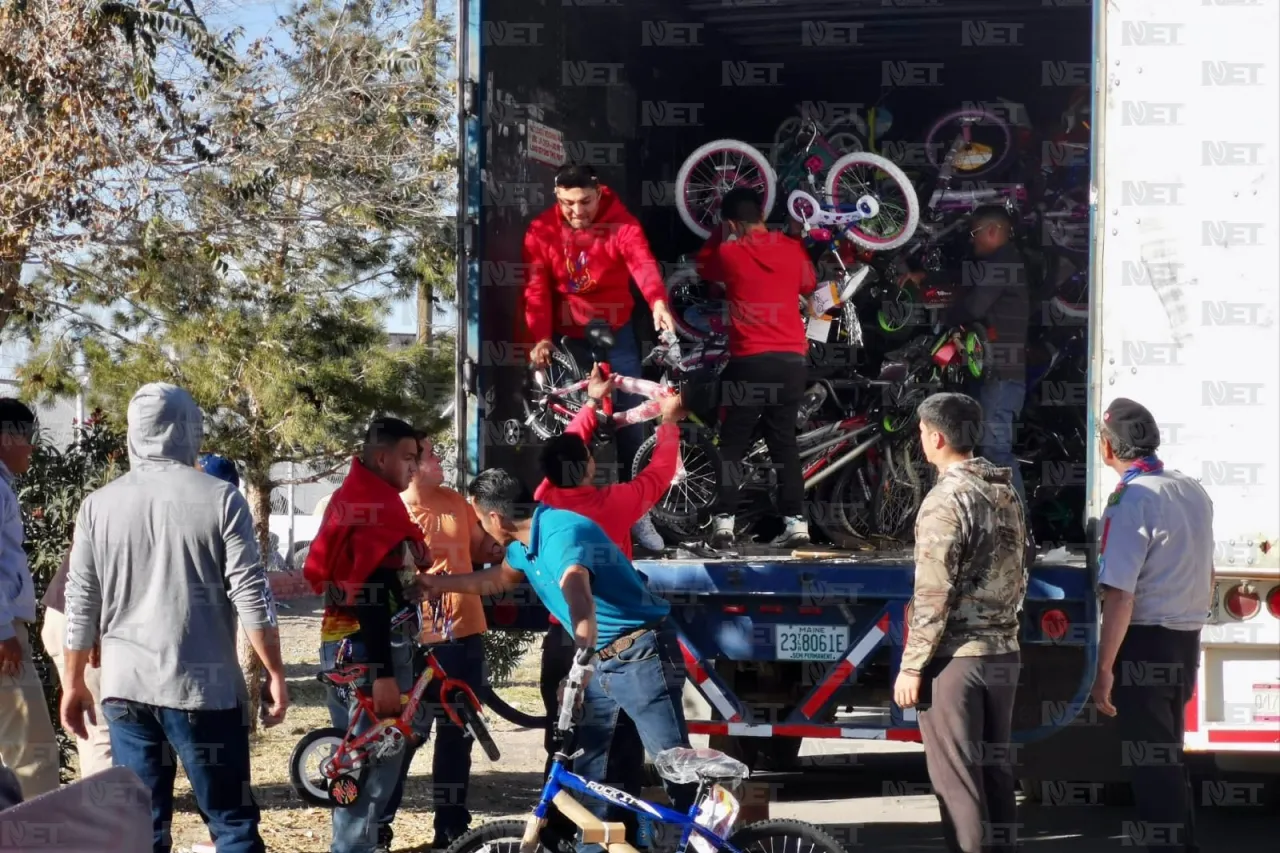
top-left (380, 634), bottom-right (488, 841)
top-left (322, 636), bottom-right (416, 853)
top-left (574, 622), bottom-right (695, 853)
top-left (562, 319), bottom-right (645, 482)
top-left (102, 699), bottom-right (264, 853)
top-left (979, 379), bottom-right (1027, 505)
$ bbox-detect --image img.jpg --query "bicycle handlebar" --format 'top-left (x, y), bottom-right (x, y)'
top-left (557, 647), bottom-right (595, 733)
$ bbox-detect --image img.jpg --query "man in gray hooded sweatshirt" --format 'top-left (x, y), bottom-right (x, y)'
top-left (60, 383), bottom-right (289, 853)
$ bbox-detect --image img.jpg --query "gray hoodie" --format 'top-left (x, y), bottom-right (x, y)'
top-left (64, 383), bottom-right (275, 710)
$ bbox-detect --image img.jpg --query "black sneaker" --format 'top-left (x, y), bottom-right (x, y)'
top-left (376, 825), bottom-right (394, 853)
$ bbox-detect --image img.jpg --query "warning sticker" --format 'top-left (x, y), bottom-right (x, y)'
top-left (527, 120), bottom-right (565, 167)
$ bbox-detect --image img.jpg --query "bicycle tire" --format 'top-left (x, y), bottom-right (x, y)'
top-left (443, 819), bottom-right (550, 853)
top-left (451, 697), bottom-right (501, 762)
top-left (288, 727), bottom-right (364, 809)
top-left (729, 818), bottom-right (850, 853)
top-left (675, 139), bottom-right (777, 239)
top-left (632, 427), bottom-right (721, 532)
top-left (523, 350), bottom-right (585, 441)
top-left (923, 106), bottom-right (1014, 180)
top-left (824, 151), bottom-right (921, 252)
top-left (809, 474), bottom-right (868, 550)
top-left (475, 684), bottom-right (549, 729)
top-left (832, 463), bottom-right (874, 541)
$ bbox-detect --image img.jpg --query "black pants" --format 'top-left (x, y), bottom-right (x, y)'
top-left (917, 652), bottom-right (1022, 853)
top-left (714, 352), bottom-right (807, 517)
top-left (1113, 625), bottom-right (1201, 853)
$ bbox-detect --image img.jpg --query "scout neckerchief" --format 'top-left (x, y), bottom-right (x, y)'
top-left (1099, 454), bottom-right (1163, 559)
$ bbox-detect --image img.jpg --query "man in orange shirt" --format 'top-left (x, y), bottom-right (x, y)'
top-left (378, 435), bottom-right (503, 853)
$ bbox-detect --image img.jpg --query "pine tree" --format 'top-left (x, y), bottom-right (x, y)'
top-left (18, 0), bottom-right (458, 727)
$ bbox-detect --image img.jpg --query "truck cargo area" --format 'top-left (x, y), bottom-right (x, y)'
top-left (473, 0), bottom-right (1096, 554)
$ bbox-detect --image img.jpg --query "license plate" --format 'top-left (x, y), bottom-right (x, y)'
top-left (775, 624), bottom-right (848, 661)
top-left (1252, 683), bottom-right (1279, 724)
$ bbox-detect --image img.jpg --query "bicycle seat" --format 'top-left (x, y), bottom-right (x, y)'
top-left (317, 664), bottom-right (368, 687)
top-left (584, 319), bottom-right (615, 362)
top-left (652, 747), bottom-right (749, 785)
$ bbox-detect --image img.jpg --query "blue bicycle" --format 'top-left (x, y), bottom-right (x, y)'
top-left (443, 650), bottom-right (848, 853)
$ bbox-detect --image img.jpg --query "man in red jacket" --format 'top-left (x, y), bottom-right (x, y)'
top-left (696, 187), bottom-right (817, 550)
top-left (523, 164), bottom-right (675, 552)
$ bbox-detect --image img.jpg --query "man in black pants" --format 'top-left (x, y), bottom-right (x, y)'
top-left (1090, 398), bottom-right (1213, 853)
top-left (695, 187), bottom-right (818, 549)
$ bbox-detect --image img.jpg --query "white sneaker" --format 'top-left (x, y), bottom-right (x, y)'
top-left (632, 513), bottom-right (665, 552)
top-left (709, 515), bottom-right (735, 549)
top-left (771, 516), bottom-right (811, 549)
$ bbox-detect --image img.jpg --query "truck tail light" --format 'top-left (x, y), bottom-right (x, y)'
top-left (1266, 586), bottom-right (1280, 619)
top-left (1040, 608), bottom-right (1070, 640)
top-left (1224, 584), bottom-right (1261, 620)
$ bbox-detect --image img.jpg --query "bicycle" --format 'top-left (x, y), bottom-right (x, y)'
top-left (441, 649), bottom-right (849, 853)
top-left (288, 601), bottom-right (501, 808)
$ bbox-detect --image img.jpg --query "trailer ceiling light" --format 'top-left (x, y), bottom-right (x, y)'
top-left (1224, 583), bottom-right (1261, 620)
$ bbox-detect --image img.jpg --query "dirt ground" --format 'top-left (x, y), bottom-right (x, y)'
top-left (167, 596), bottom-right (548, 853)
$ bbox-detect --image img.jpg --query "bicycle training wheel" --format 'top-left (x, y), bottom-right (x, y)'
top-left (523, 350), bottom-right (585, 440)
top-left (824, 152), bottom-right (920, 252)
top-left (924, 106), bottom-right (1014, 180)
top-left (730, 819), bottom-right (849, 853)
top-left (675, 139), bottom-right (777, 239)
top-left (444, 819), bottom-right (552, 853)
top-left (289, 727), bottom-right (365, 809)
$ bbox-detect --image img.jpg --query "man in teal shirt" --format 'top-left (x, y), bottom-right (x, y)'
top-left (417, 468), bottom-right (694, 839)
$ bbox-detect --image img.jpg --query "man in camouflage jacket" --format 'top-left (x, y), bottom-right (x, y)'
top-left (894, 392), bottom-right (1028, 853)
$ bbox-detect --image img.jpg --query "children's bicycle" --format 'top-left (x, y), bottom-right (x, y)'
top-left (288, 601), bottom-right (501, 808)
top-left (442, 649), bottom-right (848, 853)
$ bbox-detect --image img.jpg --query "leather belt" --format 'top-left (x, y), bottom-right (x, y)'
top-left (596, 620), bottom-right (665, 662)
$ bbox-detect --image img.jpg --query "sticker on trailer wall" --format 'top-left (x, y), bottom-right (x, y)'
top-left (526, 119), bottom-right (565, 166)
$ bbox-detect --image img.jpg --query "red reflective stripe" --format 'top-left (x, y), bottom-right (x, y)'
top-left (680, 643), bottom-right (709, 684)
top-left (800, 659), bottom-right (855, 718)
top-left (876, 613), bottom-right (891, 633)
top-left (1207, 729), bottom-right (1280, 745)
top-left (887, 729), bottom-right (924, 742)
top-left (773, 724), bottom-right (833, 738)
top-left (688, 721), bottom-right (729, 735)
top-left (1185, 683), bottom-right (1199, 733)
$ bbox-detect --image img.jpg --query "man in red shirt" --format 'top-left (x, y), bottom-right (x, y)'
top-left (523, 164), bottom-right (675, 552)
top-left (696, 187), bottom-right (817, 550)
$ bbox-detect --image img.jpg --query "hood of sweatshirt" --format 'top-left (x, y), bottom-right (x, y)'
top-left (126, 382), bottom-right (203, 470)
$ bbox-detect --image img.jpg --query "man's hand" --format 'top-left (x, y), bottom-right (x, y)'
top-left (586, 365), bottom-right (614, 402)
top-left (893, 671), bottom-right (922, 710)
top-left (372, 676), bottom-right (402, 719)
top-left (414, 572), bottom-right (446, 600)
top-left (261, 670), bottom-right (290, 728)
top-left (897, 270), bottom-right (926, 288)
top-left (659, 392), bottom-right (686, 424)
top-left (0, 637), bottom-right (22, 679)
top-left (530, 339), bottom-right (555, 368)
top-left (556, 672), bottom-right (591, 723)
top-left (1091, 667), bottom-right (1117, 717)
top-left (89, 642), bottom-right (101, 670)
top-left (651, 300), bottom-right (676, 334)
top-left (61, 682), bottom-right (96, 739)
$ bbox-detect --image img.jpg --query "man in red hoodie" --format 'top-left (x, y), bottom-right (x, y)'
top-left (523, 164), bottom-right (674, 552)
top-left (696, 187), bottom-right (818, 550)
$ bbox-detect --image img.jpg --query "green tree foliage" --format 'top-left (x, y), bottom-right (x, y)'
top-left (18, 414), bottom-right (127, 781)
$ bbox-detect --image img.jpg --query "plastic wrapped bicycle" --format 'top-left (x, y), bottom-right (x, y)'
top-left (442, 649), bottom-right (849, 853)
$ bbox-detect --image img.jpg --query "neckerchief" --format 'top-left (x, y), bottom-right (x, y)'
top-left (1100, 455), bottom-right (1163, 557)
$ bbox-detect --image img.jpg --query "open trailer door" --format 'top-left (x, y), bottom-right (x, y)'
top-left (1091, 0), bottom-right (1280, 755)
top-left (454, 0), bottom-right (482, 484)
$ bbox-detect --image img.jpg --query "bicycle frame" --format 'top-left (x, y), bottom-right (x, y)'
top-left (522, 753), bottom-right (743, 853)
top-left (538, 373), bottom-right (678, 429)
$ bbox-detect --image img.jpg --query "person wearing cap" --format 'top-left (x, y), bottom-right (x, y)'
top-left (1090, 397), bottom-right (1213, 853)
top-left (522, 163), bottom-right (676, 554)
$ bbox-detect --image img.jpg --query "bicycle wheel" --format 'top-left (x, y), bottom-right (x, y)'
top-left (825, 152), bottom-right (920, 252)
top-left (832, 462), bottom-right (875, 541)
top-left (289, 727), bottom-right (365, 809)
top-left (809, 473), bottom-right (869, 550)
top-left (523, 350), bottom-right (585, 440)
top-left (675, 139), bottom-right (777, 239)
top-left (444, 819), bottom-right (553, 853)
top-left (924, 106), bottom-right (1014, 180)
top-left (729, 818), bottom-right (849, 853)
top-left (632, 427), bottom-right (721, 534)
top-left (874, 441), bottom-right (924, 540)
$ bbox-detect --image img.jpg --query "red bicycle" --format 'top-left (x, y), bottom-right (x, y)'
top-left (288, 601), bottom-right (499, 808)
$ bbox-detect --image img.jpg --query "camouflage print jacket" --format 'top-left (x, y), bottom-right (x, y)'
top-left (901, 457), bottom-right (1029, 673)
